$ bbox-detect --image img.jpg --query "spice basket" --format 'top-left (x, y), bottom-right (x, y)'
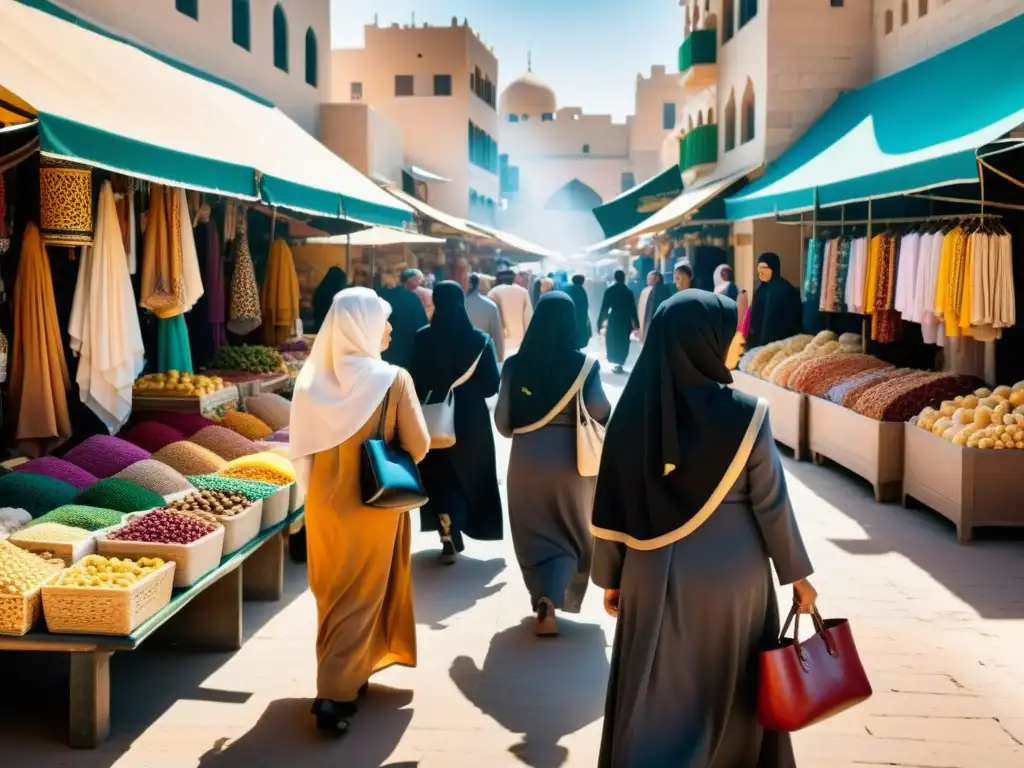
top-left (97, 526), bottom-right (225, 588)
top-left (217, 500), bottom-right (263, 555)
top-left (261, 487), bottom-right (289, 529)
top-left (8, 532), bottom-right (98, 566)
top-left (0, 573), bottom-right (58, 636)
top-left (42, 561), bottom-right (175, 635)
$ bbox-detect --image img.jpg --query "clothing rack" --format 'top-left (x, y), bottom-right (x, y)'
top-left (784, 211), bottom-right (1003, 228)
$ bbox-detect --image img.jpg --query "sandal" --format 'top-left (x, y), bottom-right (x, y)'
top-left (534, 597), bottom-right (559, 637)
top-left (440, 539), bottom-right (458, 566)
top-left (311, 698), bottom-right (357, 737)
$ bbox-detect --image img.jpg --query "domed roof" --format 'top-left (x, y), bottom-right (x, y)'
top-left (500, 72), bottom-right (557, 116)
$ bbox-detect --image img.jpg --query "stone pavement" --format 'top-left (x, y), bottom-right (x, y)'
top-left (2, 363), bottom-right (1023, 767)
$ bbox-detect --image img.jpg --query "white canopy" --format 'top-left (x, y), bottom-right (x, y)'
top-left (303, 228), bottom-right (446, 247)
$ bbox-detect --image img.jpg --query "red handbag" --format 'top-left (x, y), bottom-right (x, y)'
top-left (757, 605), bottom-right (872, 731)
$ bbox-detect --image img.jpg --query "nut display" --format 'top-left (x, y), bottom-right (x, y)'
top-left (10, 522), bottom-right (91, 544)
top-left (210, 344), bottom-right (288, 375)
top-left (916, 382), bottom-right (1024, 448)
top-left (0, 540), bottom-right (63, 595)
top-left (133, 370), bottom-right (226, 397)
top-left (167, 490), bottom-right (249, 518)
top-left (106, 510), bottom-right (216, 545)
top-left (55, 554), bottom-right (166, 589)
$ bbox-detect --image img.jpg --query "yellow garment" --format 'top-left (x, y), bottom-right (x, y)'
top-left (937, 228), bottom-right (971, 339)
top-left (139, 185), bottom-right (203, 319)
top-left (863, 234), bottom-right (882, 315)
top-left (9, 223), bottom-right (71, 456)
top-left (260, 239), bottom-right (301, 346)
top-left (305, 370), bottom-right (429, 702)
top-left (959, 235), bottom-right (974, 332)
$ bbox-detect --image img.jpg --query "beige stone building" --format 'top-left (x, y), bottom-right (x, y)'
top-left (498, 65), bottom-right (685, 254)
top-left (56, 0), bottom-right (330, 133)
top-left (329, 19), bottom-right (501, 223)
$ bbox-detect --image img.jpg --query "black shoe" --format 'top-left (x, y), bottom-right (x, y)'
top-left (440, 539), bottom-right (458, 565)
top-left (311, 699), bottom-right (356, 737)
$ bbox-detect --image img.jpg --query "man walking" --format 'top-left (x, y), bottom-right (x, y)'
top-left (488, 268), bottom-right (533, 352)
top-left (466, 273), bottom-right (505, 362)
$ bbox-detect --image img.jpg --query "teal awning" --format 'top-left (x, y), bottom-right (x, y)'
top-left (592, 166), bottom-right (683, 238)
top-left (0, 0), bottom-right (413, 228)
top-left (726, 13), bottom-right (1024, 221)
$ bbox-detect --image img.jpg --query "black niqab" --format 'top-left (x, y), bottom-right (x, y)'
top-left (746, 252), bottom-right (802, 348)
top-left (592, 290), bottom-right (763, 548)
top-left (507, 293), bottom-right (589, 429)
top-left (313, 267), bottom-right (347, 332)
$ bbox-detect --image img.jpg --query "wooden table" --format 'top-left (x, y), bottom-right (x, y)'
top-left (0, 509), bottom-right (304, 748)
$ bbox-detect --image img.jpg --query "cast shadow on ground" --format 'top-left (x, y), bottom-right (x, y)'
top-left (197, 687), bottom-right (414, 768)
top-left (450, 619), bottom-right (609, 768)
top-left (411, 551), bottom-right (507, 630)
top-left (785, 459), bottom-right (1024, 620)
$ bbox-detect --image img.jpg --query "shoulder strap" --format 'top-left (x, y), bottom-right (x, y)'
top-left (513, 357), bottom-right (597, 435)
top-left (373, 375), bottom-right (402, 439)
top-left (450, 342), bottom-right (487, 392)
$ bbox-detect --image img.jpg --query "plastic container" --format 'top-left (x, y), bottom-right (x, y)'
top-left (8, 532), bottom-right (97, 566)
top-left (97, 526), bottom-right (225, 588)
top-left (217, 500), bottom-right (263, 556)
top-left (261, 486), bottom-right (290, 529)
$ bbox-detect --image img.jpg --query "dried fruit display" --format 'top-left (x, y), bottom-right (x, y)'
top-left (210, 345), bottom-right (288, 375)
top-left (54, 554), bottom-right (166, 589)
top-left (167, 490), bottom-right (249, 518)
top-left (106, 510), bottom-right (216, 545)
top-left (0, 541), bottom-right (63, 595)
top-left (133, 370), bottom-right (227, 397)
top-left (915, 381), bottom-right (1024, 448)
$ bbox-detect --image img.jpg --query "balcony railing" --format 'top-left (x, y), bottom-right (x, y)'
top-left (679, 123), bottom-right (718, 172)
top-left (678, 29), bottom-right (717, 73)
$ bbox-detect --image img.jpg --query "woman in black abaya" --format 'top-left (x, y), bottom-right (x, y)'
top-left (567, 274), bottom-right (593, 349)
top-left (591, 290), bottom-right (817, 768)
top-left (597, 270), bottom-right (639, 373)
top-left (312, 267), bottom-right (347, 332)
top-left (746, 252), bottom-right (802, 349)
top-left (409, 282), bottom-right (502, 564)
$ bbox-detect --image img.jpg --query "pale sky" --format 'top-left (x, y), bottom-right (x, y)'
top-left (330, 0), bottom-right (681, 120)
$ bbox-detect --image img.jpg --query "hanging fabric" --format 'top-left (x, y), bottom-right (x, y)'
top-left (39, 158), bottom-right (94, 246)
top-left (261, 239), bottom-right (301, 346)
top-left (139, 184), bottom-right (204, 318)
top-left (158, 314), bottom-right (194, 374)
top-left (9, 223), bottom-right (72, 456)
top-left (112, 175), bottom-right (137, 274)
top-left (68, 180), bottom-right (146, 433)
top-left (868, 232), bottom-right (900, 344)
top-left (227, 226), bottom-right (262, 336)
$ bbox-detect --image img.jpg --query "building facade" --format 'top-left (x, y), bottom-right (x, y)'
top-left (498, 65), bottom-right (684, 254)
top-left (330, 19), bottom-right (501, 223)
top-left (56, 0), bottom-right (330, 133)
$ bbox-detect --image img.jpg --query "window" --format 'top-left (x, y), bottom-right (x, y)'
top-left (697, 112), bottom-right (704, 127)
top-left (541, 112), bottom-right (554, 121)
top-left (901, 0), bottom-right (909, 24)
top-left (350, 82), bottom-right (363, 101)
top-left (708, 107), bottom-right (715, 123)
top-left (662, 102), bottom-right (676, 130)
top-left (884, 9), bottom-right (894, 33)
top-left (741, 79), bottom-right (755, 144)
top-left (521, 114), bottom-right (530, 121)
top-left (621, 172), bottom-right (636, 192)
top-left (724, 90), bottom-right (737, 151)
top-left (739, 0), bottom-right (757, 29)
top-left (919, 0), bottom-right (928, 15)
top-left (272, 4), bottom-right (288, 72)
top-left (232, 0), bottom-right (250, 49)
top-left (582, 144), bottom-right (591, 154)
top-left (722, 0), bottom-right (735, 42)
top-left (687, 115), bottom-right (694, 131)
top-left (176, 0), bottom-right (198, 20)
top-left (508, 114), bottom-right (520, 123)
top-left (395, 75), bottom-right (414, 96)
top-left (304, 28), bottom-right (318, 87)
top-left (830, 0), bottom-right (843, 6)
top-left (433, 74), bottom-right (452, 96)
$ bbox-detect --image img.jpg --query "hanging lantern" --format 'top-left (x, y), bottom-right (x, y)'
top-left (39, 157), bottom-right (94, 246)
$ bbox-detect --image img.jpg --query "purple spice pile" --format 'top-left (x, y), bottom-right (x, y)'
top-left (121, 421), bottom-right (186, 454)
top-left (144, 411), bottom-right (217, 438)
top-left (266, 427), bottom-right (289, 443)
top-left (12, 457), bottom-right (98, 491)
top-left (63, 436), bottom-right (151, 479)
top-left (107, 509), bottom-right (216, 545)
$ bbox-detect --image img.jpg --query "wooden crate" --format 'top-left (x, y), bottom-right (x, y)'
top-left (902, 423), bottom-right (1024, 544)
top-left (807, 396), bottom-right (904, 502)
top-left (731, 371), bottom-right (808, 460)
top-left (132, 385), bottom-right (239, 417)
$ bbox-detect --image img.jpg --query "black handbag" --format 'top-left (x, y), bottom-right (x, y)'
top-left (360, 385), bottom-right (429, 509)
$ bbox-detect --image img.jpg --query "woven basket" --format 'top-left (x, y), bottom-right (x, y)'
top-left (0, 574), bottom-right (58, 636)
top-left (41, 562), bottom-right (175, 635)
top-left (97, 526), bottom-right (224, 588)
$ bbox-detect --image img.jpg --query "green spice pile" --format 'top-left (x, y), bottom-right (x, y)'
top-left (75, 478), bottom-right (166, 513)
top-left (0, 473), bottom-right (79, 518)
top-left (28, 505), bottom-right (125, 532)
top-left (187, 474), bottom-right (281, 501)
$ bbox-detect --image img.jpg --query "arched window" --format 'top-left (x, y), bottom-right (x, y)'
top-left (918, 0), bottom-right (928, 16)
top-left (687, 115), bottom-right (694, 131)
top-left (273, 4), bottom-right (288, 73)
top-left (884, 9), bottom-right (894, 33)
top-left (697, 111), bottom-right (704, 127)
top-left (739, 0), bottom-right (757, 28)
top-left (304, 28), bottom-right (318, 87)
top-left (724, 90), bottom-right (737, 151)
top-left (722, 0), bottom-right (735, 43)
top-left (741, 79), bottom-right (755, 144)
top-left (176, 0), bottom-right (198, 20)
top-left (708, 107), bottom-right (715, 123)
top-left (232, 0), bottom-right (250, 50)
top-left (900, 0), bottom-right (909, 24)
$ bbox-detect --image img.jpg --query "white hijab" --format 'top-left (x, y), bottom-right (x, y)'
top-left (713, 264), bottom-right (731, 293)
top-left (289, 287), bottom-right (397, 495)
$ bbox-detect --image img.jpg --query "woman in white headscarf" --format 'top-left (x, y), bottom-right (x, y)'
top-left (290, 287), bottom-right (430, 736)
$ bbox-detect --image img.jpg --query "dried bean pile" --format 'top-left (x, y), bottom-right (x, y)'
top-left (168, 490), bottom-right (249, 518)
top-left (75, 478), bottom-right (166, 513)
top-left (114, 460), bottom-right (194, 496)
top-left (107, 510), bottom-right (215, 545)
top-left (189, 426), bottom-right (260, 461)
top-left (218, 411), bottom-right (273, 441)
top-left (244, 394), bottom-right (291, 431)
top-left (0, 474), bottom-right (79, 518)
top-left (120, 421), bottom-right (187, 453)
top-left (63, 436), bottom-right (151, 478)
top-left (152, 442), bottom-right (227, 476)
top-left (11, 457), bottom-right (98, 491)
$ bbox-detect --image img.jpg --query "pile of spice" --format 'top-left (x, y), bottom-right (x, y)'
top-left (10, 522), bottom-right (92, 544)
top-left (265, 427), bottom-right (289, 443)
top-left (62, 436), bottom-right (151, 478)
top-left (0, 474), bottom-right (79, 518)
top-left (114, 460), bottom-right (195, 497)
top-left (11, 457), bottom-right (98, 491)
top-left (29, 505), bottom-right (125, 532)
top-left (188, 474), bottom-right (281, 501)
top-left (0, 541), bottom-right (63, 595)
top-left (152, 442), bottom-right (227, 476)
top-left (244, 393), bottom-right (291, 431)
top-left (218, 410), bottom-right (273, 441)
top-left (144, 411), bottom-right (217, 438)
top-left (120, 421), bottom-right (187, 454)
top-left (789, 355), bottom-right (892, 398)
top-left (75, 478), bottom-right (166, 513)
top-left (218, 452), bottom-right (295, 485)
top-left (189, 426), bottom-right (260, 461)
top-left (107, 510), bottom-right (216, 545)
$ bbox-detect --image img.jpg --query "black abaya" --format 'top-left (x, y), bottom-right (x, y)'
top-left (567, 283), bottom-right (592, 349)
top-left (598, 283), bottom-right (638, 366)
top-left (747, 253), bottom-right (803, 349)
top-left (380, 285), bottom-right (428, 370)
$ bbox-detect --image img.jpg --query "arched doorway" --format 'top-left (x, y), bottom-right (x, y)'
top-left (544, 179), bottom-right (603, 211)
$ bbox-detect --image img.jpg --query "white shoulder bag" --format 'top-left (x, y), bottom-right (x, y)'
top-left (422, 345), bottom-right (486, 449)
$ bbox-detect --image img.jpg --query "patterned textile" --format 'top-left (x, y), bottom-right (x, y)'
top-left (871, 234), bottom-right (900, 343)
top-left (39, 158), bottom-right (93, 246)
